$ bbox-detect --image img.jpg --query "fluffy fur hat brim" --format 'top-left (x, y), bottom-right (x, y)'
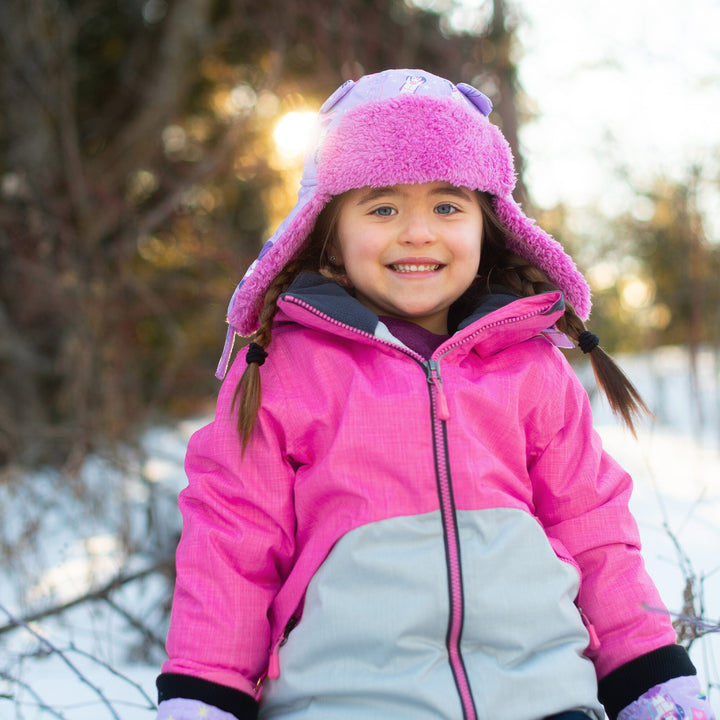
top-left (317, 95), bottom-right (516, 197)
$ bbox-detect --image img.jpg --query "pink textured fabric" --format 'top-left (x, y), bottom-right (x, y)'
top-left (219, 69), bottom-right (591, 375)
top-left (165, 290), bottom-right (676, 696)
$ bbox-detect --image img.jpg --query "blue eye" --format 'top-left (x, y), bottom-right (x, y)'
top-left (435, 203), bottom-right (457, 215)
top-left (373, 206), bottom-right (396, 217)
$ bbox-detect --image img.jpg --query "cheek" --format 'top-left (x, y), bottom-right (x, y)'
top-left (475, 225), bottom-right (484, 266)
top-left (463, 234), bottom-right (483, 268)
top-left (459, 239), bottom-right (482, 287)
top-left (333, 208), bottom-right (357, 264)
top-left (336, 238), bottom-right (372, 279)
top-left (340, 227), bottom-right (384, 266)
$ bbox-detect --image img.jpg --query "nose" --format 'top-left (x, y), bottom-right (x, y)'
top-left (398, 210), bottom-right (435, 245)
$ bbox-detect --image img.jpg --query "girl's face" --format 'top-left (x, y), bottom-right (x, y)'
top-left (331, 182), bottom-right (483, 334)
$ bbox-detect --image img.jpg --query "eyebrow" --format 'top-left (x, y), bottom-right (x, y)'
top-left (429, 185), bottom-right (474, 201)
top-left (354, 184), bottom-right (474, 206)
top-left (355, 187), bottom-right (400, 206)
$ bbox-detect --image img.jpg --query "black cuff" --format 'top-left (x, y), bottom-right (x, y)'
top-left (156, 673), bottom-right (259, 720)
top-left (598, 644), bottom-right (696, 720)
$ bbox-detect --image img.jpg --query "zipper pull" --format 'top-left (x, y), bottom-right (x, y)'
top-left (426, 360), bottom-right (450, 421)
top-left (268, 650), bottom-right (280, 678)
top-left (266, 615), bottom-right (297, 683)
top-left (579, 608), bottom-right (601, 651)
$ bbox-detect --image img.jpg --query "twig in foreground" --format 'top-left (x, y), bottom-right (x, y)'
top-left (0, 604), bottom-right (122, 720)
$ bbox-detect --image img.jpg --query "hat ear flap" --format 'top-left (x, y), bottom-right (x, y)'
top-left (492, 195), bottom-right (591, 321)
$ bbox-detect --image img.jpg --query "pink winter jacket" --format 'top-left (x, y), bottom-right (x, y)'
top-left (161, 274), bottom-right (681, 720)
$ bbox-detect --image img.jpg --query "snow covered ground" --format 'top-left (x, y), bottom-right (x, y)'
top-left (1, 347), bottom-right (718, 718)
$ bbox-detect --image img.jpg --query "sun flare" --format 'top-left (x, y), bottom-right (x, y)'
top-left (273, 111), bottom-right (317, 159)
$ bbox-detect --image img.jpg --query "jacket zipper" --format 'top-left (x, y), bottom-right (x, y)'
top-left (272, 295), bottom-right (556, 711)
top-left (426, 359), bottom-right (477, 720)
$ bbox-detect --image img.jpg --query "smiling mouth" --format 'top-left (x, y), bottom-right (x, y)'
top-left (389, 263), bottom-right (442, 273)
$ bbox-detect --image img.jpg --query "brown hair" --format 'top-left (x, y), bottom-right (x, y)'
top-left (235, 190), bottom-right (648, 447)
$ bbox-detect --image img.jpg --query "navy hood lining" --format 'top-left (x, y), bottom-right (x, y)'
top-left (282, 273), bottom-right (563, 338)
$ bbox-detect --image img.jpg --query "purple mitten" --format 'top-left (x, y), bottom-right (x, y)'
top-left (157, 698), bottom-right (238, 720)
top-left (617, 675), bottom-right (715, 720)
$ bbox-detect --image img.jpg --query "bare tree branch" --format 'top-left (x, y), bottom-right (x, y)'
top-left (661, 521), bottom-right (719, 649)
top-left (0, 560), bottom-right (173, 637)
top-left (62, 643), bottom-right (157, 709)
top-left (0, 669), bottom-right (68, 719)
top-left (102, 596), bottom-right (167, 654)
top-left (0, 604), bottom-right (123, 719)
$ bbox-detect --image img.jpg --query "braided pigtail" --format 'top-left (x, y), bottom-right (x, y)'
top-left (234, 259), bottom-right (302, 449)
top-left (233, 195), bottom-right (346, 449)
top-left (554, 308), bottom-right (649, 434)
top-left (475, 192), bottom-right (650, 434)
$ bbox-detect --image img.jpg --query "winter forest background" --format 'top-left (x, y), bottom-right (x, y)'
top-left (1, 0), bottom-right (719, 717)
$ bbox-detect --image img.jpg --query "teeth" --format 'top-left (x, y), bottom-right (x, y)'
top-left (391, 264), bottom-right (440, 273)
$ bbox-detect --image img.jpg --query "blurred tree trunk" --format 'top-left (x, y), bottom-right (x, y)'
top-left (490, 0), bottom-right (529, 208)
top-left (687, 167), bottom-right (705, 432)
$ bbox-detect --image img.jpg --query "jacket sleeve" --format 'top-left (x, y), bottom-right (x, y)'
top-left (159, 351), bottom-right (297, 704)
top-left (526, 348), bottom-right (689, 701)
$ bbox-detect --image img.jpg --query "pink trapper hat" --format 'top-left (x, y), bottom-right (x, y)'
top-left (217, 69), bottom-right (591, 378)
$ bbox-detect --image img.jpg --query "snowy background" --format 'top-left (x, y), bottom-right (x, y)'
top-left (1, 347), bottom-right (718, 718)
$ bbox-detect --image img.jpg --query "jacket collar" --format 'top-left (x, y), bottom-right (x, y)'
top-left (276, 272), bottom-right (566, 359)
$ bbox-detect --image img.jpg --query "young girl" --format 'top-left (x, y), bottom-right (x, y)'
top-left (156, 69), bottom-right (715, 720)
